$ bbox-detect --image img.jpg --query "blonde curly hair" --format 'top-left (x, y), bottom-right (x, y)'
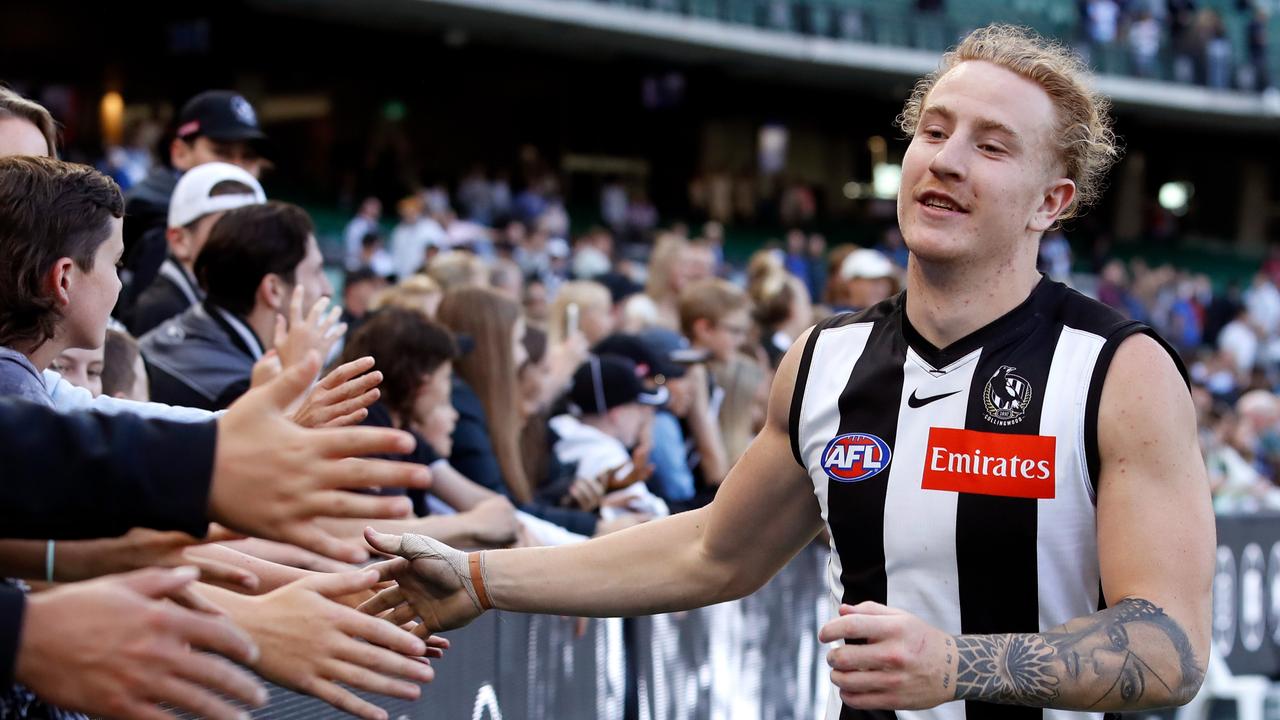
top-left (897, 24), bottom-right (1120, 221)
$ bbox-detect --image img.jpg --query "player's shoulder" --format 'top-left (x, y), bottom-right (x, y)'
top-left (1043, 279), bottom-right (1133, 338)
top-left (770, 296), bottom-right (902, 444)
top-left (782, 294), bottom-right (901, 395)
top-left (1039, 279), bottom-right (1189, 381)
top-left (1106, 331), bottom-right (1187, 393)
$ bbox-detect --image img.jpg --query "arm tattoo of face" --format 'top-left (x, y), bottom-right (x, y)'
top-left (952, 598), bottom-right (1203, 710)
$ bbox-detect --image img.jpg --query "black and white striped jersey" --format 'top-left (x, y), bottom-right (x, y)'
top-left (789, 277), bottom-right (1184, 720)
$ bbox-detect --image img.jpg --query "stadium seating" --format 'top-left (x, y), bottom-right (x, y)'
top-left (584, 0), bottom-right (1279, 89)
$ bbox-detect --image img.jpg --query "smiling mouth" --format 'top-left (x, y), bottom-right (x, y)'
top-left (919, 197), bottom-right (966, 213)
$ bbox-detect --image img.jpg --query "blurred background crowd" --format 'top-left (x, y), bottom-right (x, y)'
top-left (4, 0), bottom-right (1280, 713)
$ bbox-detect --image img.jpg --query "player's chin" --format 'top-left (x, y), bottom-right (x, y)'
top-left (902, 226), bottom-right (964, 258)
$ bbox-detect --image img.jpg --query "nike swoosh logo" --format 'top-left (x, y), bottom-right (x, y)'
top-left (907, 389), bottom-right (961, 408)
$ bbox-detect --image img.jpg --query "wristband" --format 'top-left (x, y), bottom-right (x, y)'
top-left (468, 551), bottom-right (493, 611)
top-left (45, 540), bottom-right (55, 583)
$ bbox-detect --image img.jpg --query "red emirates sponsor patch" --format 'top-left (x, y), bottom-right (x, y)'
top-left (922, 427), bottom-right (1056, 499)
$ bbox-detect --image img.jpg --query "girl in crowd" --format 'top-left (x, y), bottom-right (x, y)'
top-left (327, 306), bottom-right (521, 548)
top-left (439, 286), bottom-right (602, 535)
top-left (547, 280), bottom-right (614, 347)
top-left (644, 234), bottom-right (692, 330)
top-left (426, 250), bottom-right (488, 292)
top-left (645, 233), bottom-right (718, 331)
top-left (438, 286), bottom-right (530, 501)
top-left (747, 249), bottom-right (813, 369)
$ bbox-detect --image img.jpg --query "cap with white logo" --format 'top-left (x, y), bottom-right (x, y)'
top-left (168, 162), bottom-right (266, 229)
top-left (175, 90), bottom-right (265, 143)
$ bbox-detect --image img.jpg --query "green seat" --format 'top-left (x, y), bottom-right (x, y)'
top-left (804, 3), bottom-right (838, 38)
top-left (724, 0), bottom-right (758, 27)
top-left (687, 0), bottom-right (722, 20)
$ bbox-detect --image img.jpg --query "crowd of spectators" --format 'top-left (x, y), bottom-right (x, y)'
top-left (0, 86), bottom-right (478, 720)
top-left (1077, 0), bottom-right (1274, 89)
top-left (0, 83), bottom-right (891, 719)
top-left (627, 0), bottom-right (1277, 93)
top-left (1039, 238), bottom-right (1280, 512)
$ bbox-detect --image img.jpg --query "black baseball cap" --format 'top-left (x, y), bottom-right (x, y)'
top-left (175, 90), bottom-right (266, 143)
top-left (343, 267), bottom-right (382, 288)
top-left (568, 354), bottom-right (669, 416)
top-left (596, 271), bottom-right (643, 304)
top-left (638, 327), bottom-right (708, 369)
top-left (592, 333), bottom-right (686, 382)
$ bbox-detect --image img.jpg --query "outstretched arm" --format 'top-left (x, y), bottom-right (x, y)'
top-left (362, 329), bottom-right (824, 630)
top-left (822, 334), bottom-right (1213, 712)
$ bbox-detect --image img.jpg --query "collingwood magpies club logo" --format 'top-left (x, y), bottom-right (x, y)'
top-left (983, 365), bottom-right (1032, 426)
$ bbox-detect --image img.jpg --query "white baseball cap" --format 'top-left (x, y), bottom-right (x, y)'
top-left (168, 162), bottom-right (266, 229)
top-left (840, 248), bottom-right (895, 280)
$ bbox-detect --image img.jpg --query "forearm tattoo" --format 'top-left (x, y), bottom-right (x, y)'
top-left (952, 598), bottom-right (1203, 710)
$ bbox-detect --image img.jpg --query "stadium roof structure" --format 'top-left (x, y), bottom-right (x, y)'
top-left (259, 0), bottom-right (1280, 131)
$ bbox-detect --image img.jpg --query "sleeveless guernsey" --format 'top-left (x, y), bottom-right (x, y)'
top-left (789, 277), bottom-right (1184, 720)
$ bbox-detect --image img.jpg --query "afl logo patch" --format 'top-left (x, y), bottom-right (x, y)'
top-left (983, 365), bottom-right (1032, 427)
top-left (820, 433), bottom-right (891, 483)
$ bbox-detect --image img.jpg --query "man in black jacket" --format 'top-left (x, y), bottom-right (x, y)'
top-left (141, 201), bottom-right (335, 410)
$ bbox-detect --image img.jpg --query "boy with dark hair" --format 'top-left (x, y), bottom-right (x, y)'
top-left (141, 200), bottom-right (336, 410)
top-left (0, 156), bottom-right (123, 406)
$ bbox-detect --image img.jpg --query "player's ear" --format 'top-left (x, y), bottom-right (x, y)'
top-left (1029, 178), bottom-right (1075, 233)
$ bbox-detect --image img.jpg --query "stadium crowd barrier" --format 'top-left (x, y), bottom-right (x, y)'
top-left (219, 513), bottom-right (1276, 718)
top-left (236, 543), bottom-right (832, 718)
